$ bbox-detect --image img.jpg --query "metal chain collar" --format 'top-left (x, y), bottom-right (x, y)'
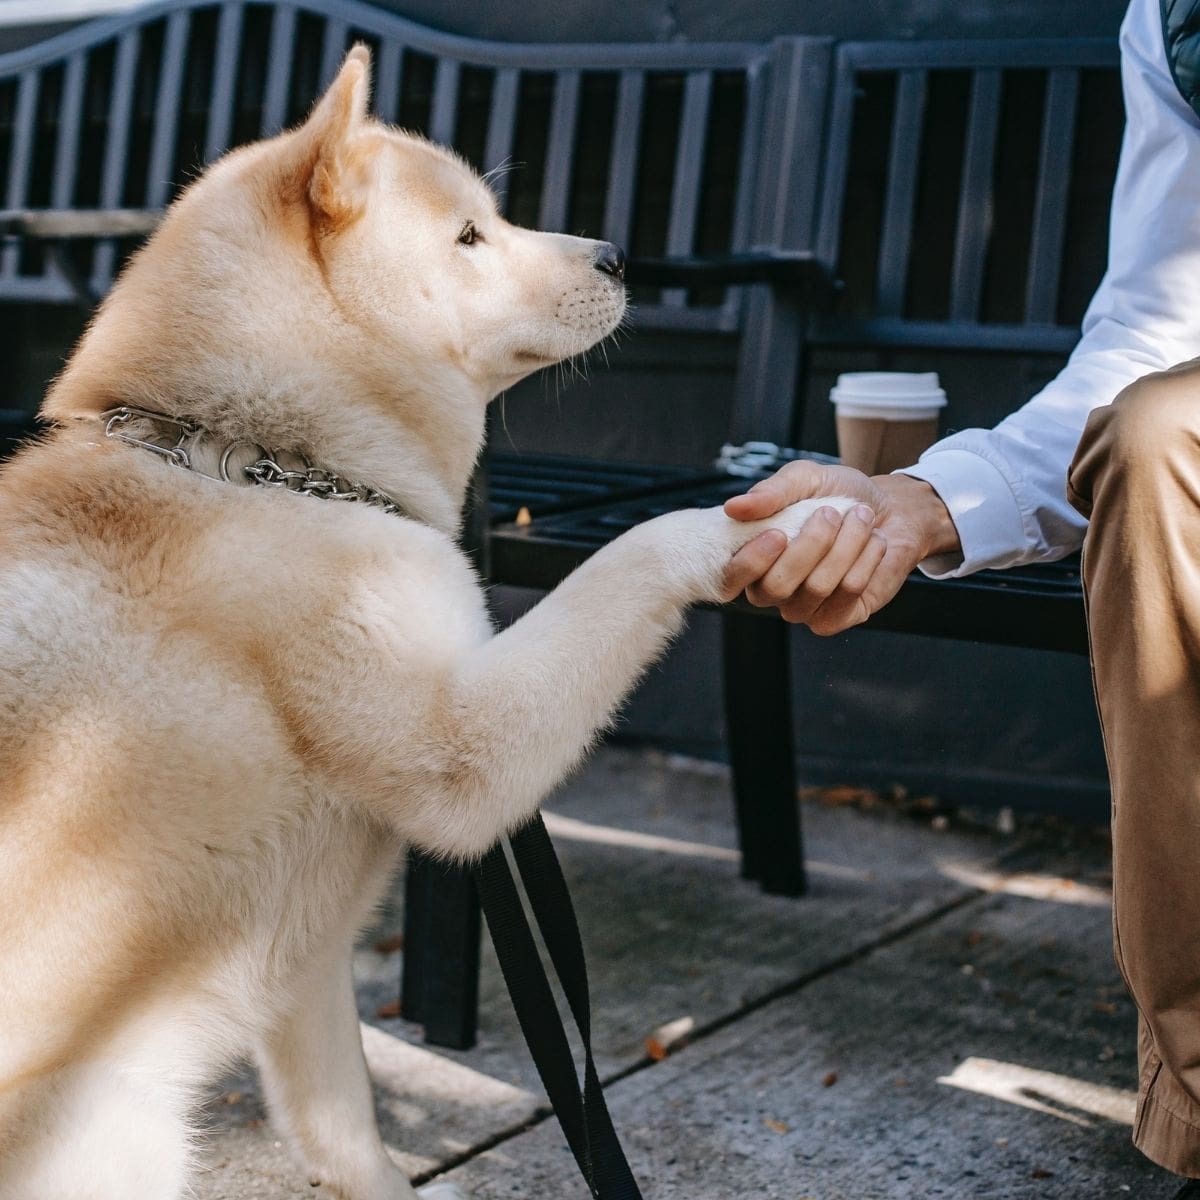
top-left (97, 405), bottom-right (407, 518)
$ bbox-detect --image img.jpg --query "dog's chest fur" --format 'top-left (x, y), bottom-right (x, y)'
top-left (0, 433), bottom-right (488, 1074)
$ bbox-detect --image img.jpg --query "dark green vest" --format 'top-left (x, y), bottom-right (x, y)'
top-left (1163, 0), bottom-right (1200, 118)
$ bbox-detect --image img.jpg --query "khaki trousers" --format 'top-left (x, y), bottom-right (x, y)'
top-left (1068, 359), bottom-right (1200, 1176)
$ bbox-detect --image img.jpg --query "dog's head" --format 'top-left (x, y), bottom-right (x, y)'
top-left (270, 47), bottom-right (628, 393)
top-left (45, 47), bottom-right (626, 424)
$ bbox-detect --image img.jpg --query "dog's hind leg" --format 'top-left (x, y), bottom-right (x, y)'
top-left (0, 1062), bottom-right (192, 1200)
top-left (256, 939), bottom-right (420, 1200)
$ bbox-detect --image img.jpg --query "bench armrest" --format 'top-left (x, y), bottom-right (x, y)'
top-left (628, 251), bottom-right (832, 291)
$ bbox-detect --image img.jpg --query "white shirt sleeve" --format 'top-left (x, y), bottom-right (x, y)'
top-left (900, 0), bottom-right (1200, 578)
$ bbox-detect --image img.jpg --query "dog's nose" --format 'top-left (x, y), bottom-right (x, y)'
top-left (593, 242), bottom-right (626, 281)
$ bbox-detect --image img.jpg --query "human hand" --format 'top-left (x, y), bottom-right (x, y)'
top-left (721, 460), bottom-right (961, 635)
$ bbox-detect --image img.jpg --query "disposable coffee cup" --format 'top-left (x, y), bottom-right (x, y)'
top-left (830, 371), bottom-right (947, 475)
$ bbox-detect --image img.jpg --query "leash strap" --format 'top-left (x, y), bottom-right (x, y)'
top-left (474, 814), bottom-right (644, 1200)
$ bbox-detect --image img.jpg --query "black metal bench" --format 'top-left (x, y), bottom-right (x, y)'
top-left (398, 35), bottom-right (1126, 1046)
top-left (0, 5), bottom-right (1122, 1050)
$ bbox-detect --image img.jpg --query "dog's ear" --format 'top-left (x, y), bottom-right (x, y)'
top-left (294, 45), bottom-right (374, 230)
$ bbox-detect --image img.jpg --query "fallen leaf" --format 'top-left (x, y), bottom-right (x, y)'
top-left (763, 1118), bottom-right (789, 1134)
top-left (376, 999), bottom-right (402, 1019)
top-left (645, 1016), bottom-right (694, 1061)
top-left (822, 1071), bottom-right (839, 1088)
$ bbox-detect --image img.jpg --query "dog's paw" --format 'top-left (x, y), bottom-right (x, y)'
top-left (752, 494), bottom-right (858, 543)
top-left (417, 1183), bottom-right (471, 1200)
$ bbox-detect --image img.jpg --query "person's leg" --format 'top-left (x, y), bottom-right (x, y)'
top-left (1069, 359), bottom-right (1200, 1176)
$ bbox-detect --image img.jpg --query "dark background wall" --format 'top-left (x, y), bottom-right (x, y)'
top-left (366, 0), bottom-right (1131, 43)
top-left (0, 0), bottom-right (1132, 816)
top-left (0, 0), bottom-right (1134, 54)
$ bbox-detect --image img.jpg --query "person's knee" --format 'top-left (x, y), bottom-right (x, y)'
top-left (1100, 362), bottom-right (1200, 465)
top-left (1068, 362), bottom-right (1200, 518)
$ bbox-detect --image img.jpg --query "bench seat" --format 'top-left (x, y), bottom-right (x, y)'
top-left (489, 453), bottom-right (1088, 654)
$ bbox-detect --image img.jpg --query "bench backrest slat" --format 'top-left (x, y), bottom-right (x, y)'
top-left (260, 3), bottom-right (296, 136)
top-left (50, 53), bottom-right (86, 209)
top-left (1, 71), bottom-right (39, 279)
top-left (1025, 66), bottom-right (1081, 325)
top-left (948, 67), bottom-right (1002, 321)
top-left (90, 28), bottom-right (140, 289)
top-left (373, 36), bottom-right (403, 124)
top-left (318, 13), bottom-right (347, 90)
top-left (147, 10), bottom-right (191, 202)
top-left (876, 70), bottom-right (928, 317)
top-left (537, 69), bottom-right (580, 232)
top-left (427, 55), bottom-right (460, 148)
top-left (601, 69), bottom-right (644, 250)
top-left (482, 64), bottom-right (519, 188)
top-left (661, 69), bottom-right (713, 307)
top-left (203, 1), bottom-right (244, 163)
top-left (728, 59), bottom-right (766, 257)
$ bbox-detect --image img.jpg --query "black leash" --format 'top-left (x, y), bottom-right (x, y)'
top-left (474, 814), bottom-right (645, 1200)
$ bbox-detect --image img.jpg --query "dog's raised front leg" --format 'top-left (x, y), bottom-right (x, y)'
top-left (405, 497), bottom-right (854, 859)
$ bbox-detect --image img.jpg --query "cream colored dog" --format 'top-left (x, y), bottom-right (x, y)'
top-left (0, 47), bottom-right (851, 1200)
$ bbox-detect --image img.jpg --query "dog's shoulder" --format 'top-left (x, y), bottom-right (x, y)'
top-left (0, 427), bottom-right (487, 657)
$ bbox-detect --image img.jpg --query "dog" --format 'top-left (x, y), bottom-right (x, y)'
top-left (0, 46), bottom-right (851, 1200)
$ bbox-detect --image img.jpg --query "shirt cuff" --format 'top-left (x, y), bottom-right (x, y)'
top-left (895, 449), bottom-right (1028, 579)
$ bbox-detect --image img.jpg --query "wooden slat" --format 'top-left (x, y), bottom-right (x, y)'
top-left (146, 7), bottom-right (189, 206)
top-left (1, 70), bottom-right (37, 278)
top-left (260, 2), bottom-right (296, 136)
top-left (91, 28), bottom-right (140, 289)
top-left (876, 70), bottom-right (928, 317)
top-left (1025, 68), bottom-right (1080, 325)
top-left (602, 69), bottom-right (644, 248)
top-left (50, 53), bottom-right (86, 208)
top-left (319, 17), bottom-right (348, 89)
top-left (949, 68), bottom-right (1002, 321)
top-left (374, 38), bottom-right (403, 123)
top-left (662, 70), bottom-right (713, 305)
top-left (428, 57), bottom-right (460, 147)
top-left (538, 69), bottom-right (580, 231)
top-left (203, 1), bottom-right (244, 162)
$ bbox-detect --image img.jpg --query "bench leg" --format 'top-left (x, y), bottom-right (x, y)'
top-left (721, 611), bottom-right (807, 897)
top-left (400, 850), bottom-right (481, 1049)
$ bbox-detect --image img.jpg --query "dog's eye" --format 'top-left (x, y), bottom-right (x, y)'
top-left (457, 221), bottom-right (481, 246)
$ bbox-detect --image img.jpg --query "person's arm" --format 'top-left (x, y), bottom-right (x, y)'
top-left (904, 0), bottom-right (1200, 577)
top-left (725, 0), bottom-right (1200, 628)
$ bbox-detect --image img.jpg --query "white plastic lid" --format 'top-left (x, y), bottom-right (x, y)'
top-left (830, 371), bottom-right (947, 413)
